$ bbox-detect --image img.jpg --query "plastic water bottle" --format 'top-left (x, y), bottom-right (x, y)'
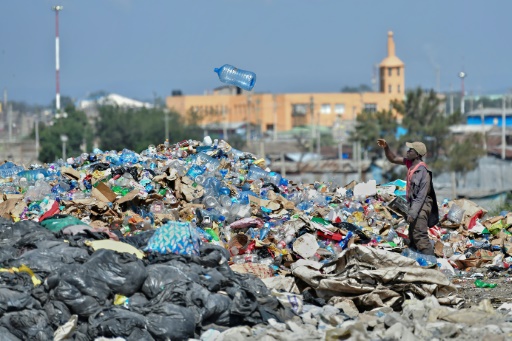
top-left (0, 162), bottom-right (24, 178)
top-left (248, 165), bottom-right (269, 182)
top-left (16, 169), bottom-right (51, 182)
top-left (214, 64), bottom-right (256, 91)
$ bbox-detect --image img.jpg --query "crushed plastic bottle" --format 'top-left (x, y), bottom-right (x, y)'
top-left (474, 279), bottom-right (497, 288)
top-left (402, 248), bottom-right (437, 267)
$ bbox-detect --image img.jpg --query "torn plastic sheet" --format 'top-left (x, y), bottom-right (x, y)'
top-left (291, 245), bottom-right (459, 309)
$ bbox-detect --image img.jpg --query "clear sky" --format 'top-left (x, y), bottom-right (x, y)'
top-left (1, 0), bottom-right (511, 105)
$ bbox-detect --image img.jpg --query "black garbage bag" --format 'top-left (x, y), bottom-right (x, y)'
top-left (200, 267), bottom-right (230, 292)
top-left (85, 249), bottom-right (147, 296)
top-left (157, 281), bottom-right (225, 326)
top-left (0, 309), bottom-right (54, 341)
top-left (48, 263), bottom-right (111, 304)
top-left (120, 230), bottom-right (155, 249)
top-left (0, 287), bottom-right (42, 313)
top-left (43, 300), bottom-right (72, 328)
top-left (142, 263), bottom-right (199, 299)
top-left (51, 280), bottom-right (103, 317)
top-left (0, 245), bottom-right (16, 264)
top-left (8, 241), bottom-right (88, 276)
top-left (32, 285), bottom-right (50, 306)
top-left (13, 227), bottom-right (57, 249)
top-left (0, 217), bottom-right (15, 240)
top-left (145, 303), bottom-right (196, 341)
top-left (200, 292), bottom-right (232, 327)
top-left (127, 328), bottom-right (155, 341)
top-left (0, 326), bottom-right (21, 341)
top-left (225, 285), bottom-right (259, 322)
top-left (127, 292), bottom-right (149, 308)
top-left (198, 244), bottom-right (230, 268)
top-left (7, 220), bottom-right (45, 244)
top-left (87, 307), bottom-right (149, 340)
top-left (0, 270), bottom-right (35, 288)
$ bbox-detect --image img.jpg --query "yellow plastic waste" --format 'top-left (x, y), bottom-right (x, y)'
top-left (84, 240), bottom-right (145, 259)
top-left (114, 294), bottom-right (128, 305)
top-left (353, 211), bottom-right (365, 223)
top-left (0, 264), bottom-right (41, 286)
top-left (253, 159), bottom-right (266, 168)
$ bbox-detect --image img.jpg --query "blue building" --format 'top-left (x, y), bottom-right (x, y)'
top-left (466, 108), bottom-right (512, 127)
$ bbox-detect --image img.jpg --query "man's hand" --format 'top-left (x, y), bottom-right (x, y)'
top-left (407, 216), bottom-right (415, 224)
top-left (377, 139), bottom-right (388, 149)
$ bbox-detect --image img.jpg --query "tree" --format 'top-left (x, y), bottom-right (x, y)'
top-left (95, 105), bottom-right (204, 152)
top-left (51, 95), bottom-right (75, 111)
top-left (445, 133), bottom-right (486, 187)
top-left (393, 87), bottom-right (463, 170)
top-left (351, 108), bottom-right (399, 157)
top-left (34, 104), bottom-right (93, 163)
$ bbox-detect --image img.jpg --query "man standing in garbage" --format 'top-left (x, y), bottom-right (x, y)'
top-left (377, 139), bottom-right (439, 256)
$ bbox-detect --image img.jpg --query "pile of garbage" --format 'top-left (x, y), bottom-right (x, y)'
top-left (0, 137), bottom-right (511, 340)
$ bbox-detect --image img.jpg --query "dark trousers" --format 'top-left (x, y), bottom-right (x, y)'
top-left (409, 196), bottom-right (435, 256)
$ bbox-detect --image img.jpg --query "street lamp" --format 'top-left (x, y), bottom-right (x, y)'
top-left (52, 5), bottom-right (63, 112)
top-left (60, 134), bottom-right (68, 160)
top-left (458, 71), bottom-right (466, 114)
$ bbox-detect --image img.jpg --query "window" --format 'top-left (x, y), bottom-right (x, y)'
top-left (335, 104), bottom-right (345, 115)
top-left (397, 84), bottom-right (401, 93)
top-left (291, 103), bottom-right (307, 116)
top-left (388, 85), bottom-right (392, 93)
top-left (397, 67), bottom-right (400, 76)
top-left (320, 104), bottom-right (331, 114)
top-left (388, 67), bottom-right (392, 77)
top-left (364, 103), bottom-right (377, 113)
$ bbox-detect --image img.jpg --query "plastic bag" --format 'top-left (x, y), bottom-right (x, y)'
top-left (145, 221), bottom-right (202, 256)
top-left (40, 215), bottom-right (89, 233)
top-left (447, 204), bottom-right (465, 224)
top-left (145, 303), bottom-right (196, 341)
top-left (142, 263), bottom-right (200, 299)
top-left (83, 249), bottom-right (148, 296)
top-left (0, 309), bottom-right (54, 340)
top-left (88, 307), bottom-right (148, 339)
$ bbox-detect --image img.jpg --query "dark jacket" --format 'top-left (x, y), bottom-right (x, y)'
top-left (406, 162), bottom-right (439, 227)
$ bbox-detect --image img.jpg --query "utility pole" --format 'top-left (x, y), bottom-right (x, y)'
top-left (272, 94), bottom-right (277, 141)
top-left (246, 93), bottom-right (252, 145)
top-left (435, 66), bottom-right (441, 93)
top-left (52, 5), bottom-right (63, 112)
top-left (8, 104), bottom-right (12, 142)
top-left (449, 83), bottom-right (454, 114)
top-left (164, 109), bottom-right (169, 141)
top-left (309, 96), bottom-right (315, 154)
top-left (35, 114), bottom-right (40, 161)
top-left (222, 105), bottom-right (228, 141)
top-left (459, 71), bottom-right (466, 114)
top-left (502, 94), bottom-right (506, 160)
top-left (2, 88), bottom-right (6, 116)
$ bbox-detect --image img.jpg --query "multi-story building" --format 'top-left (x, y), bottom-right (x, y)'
top-left (166, 31), bottom-right (405, 137)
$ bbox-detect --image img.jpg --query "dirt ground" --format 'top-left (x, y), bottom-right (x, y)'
top-left (451, 267), bottom-right (512, 309)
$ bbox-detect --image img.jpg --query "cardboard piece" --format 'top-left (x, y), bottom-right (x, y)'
top-left (434, 240), bottom-right (445, 258)
top-left (0, 198), bottom-right (21, 219)
top-left (116, 189), bottom-right (140, 205)
top-left (91, 182), bottom-right (117, 203)
top-left (179, 176), bottom-right (204, 202)
top-left (459, 258), bottom-right (482, 268)
top-left (60, 167), bottom-right (81, 180)
top-left (474, 249), bottom-right (498, 262)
